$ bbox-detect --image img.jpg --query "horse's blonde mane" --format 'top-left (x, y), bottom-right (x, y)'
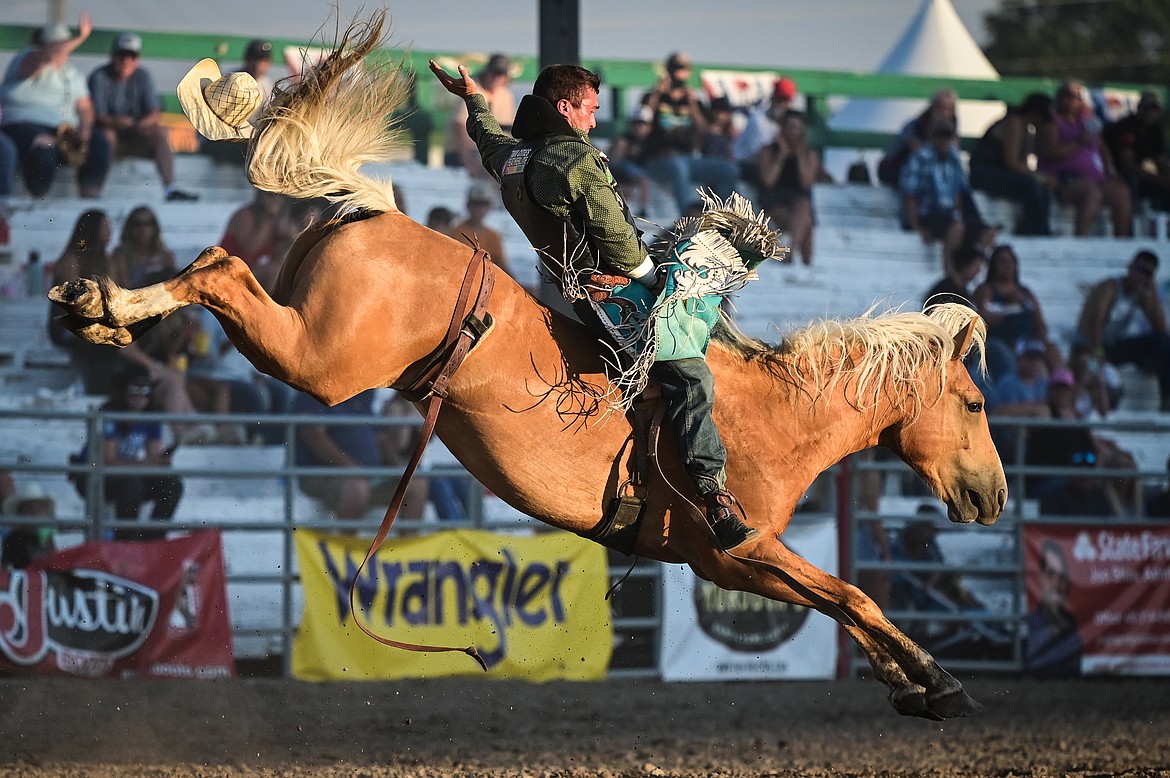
top-left (246, 10), bottom-right (407, 215)
top-left (718, 302), bottom-right (987, 414)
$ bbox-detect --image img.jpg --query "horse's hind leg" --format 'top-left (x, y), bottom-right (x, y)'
top-left (701, 541), bottom-right (981, 719)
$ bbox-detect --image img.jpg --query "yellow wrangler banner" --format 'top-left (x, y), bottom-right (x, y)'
top-left (292, 528), bottom-right (613, 681)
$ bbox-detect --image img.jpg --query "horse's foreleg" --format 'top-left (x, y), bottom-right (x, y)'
top-left (698, 540), bottom-right (981, 719)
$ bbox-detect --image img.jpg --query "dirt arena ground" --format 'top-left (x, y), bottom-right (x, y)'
top-left (1, 675), bottom-right (1168, 777)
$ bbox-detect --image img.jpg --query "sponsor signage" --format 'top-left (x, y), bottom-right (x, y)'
top-left (0, 531), bottom-right (235, 679)
top-left (659, 518), bottom-right (838, 680)
top-left (1025, 524), bottom-right (1170, 676)
top-left (292, 528), bottom-right (613, 681)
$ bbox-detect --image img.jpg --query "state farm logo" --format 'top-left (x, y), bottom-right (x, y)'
top-left (693, 577), bottom-right (809, 652)
top-left (0, 568), bottom-right (159, 673)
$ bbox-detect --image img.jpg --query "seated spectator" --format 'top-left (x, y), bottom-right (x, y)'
top-left (1037, 445), bottom-right (1113, 518)
top-left (425, 205), bottom-right (456, 237)
top-left (969, 93), bottom-right (1054, 236)
top-left (972, 244), bottom-right (1058, 368)
top-left (111, 205), bottom-right (177, 287)
top-left (443, 53), bottom-right (516, 177)
top-left (75, 365), bottom-right (183, 540)
top-left (219, 188), bottom-right (286, 267)
top-left (291, 390), bottom-right (427, 521)
top-left (923, 243), bottom-right (985, 310)
top-left (1067, 342), bottom-right (1123, 418)
top-left (606, 106), bottom-right (654, 215)
top-left (1104, 91), bottom-right (1170, 216)
top-left (1035, 80), bottom-right (1132, 237)
top-left (756, 110), bottom-right (821, 266)
top-left (1076, 249), bottom-right (1170, 411)
top-left (702, 96), bottom-right (738, 162)
top-left (88, 32), bottom-right (198, 202)
top-left (1, 481), bottom-right (55, 568)
top-left (640, 51), bottom-right (738, 213)
top-left (899, 119), bottom-right (996, 273)
top-left (452, 180), bottom-right (512, 278)
top-left (734, 77), bottom-right (796, 187)
top-left (0, 16), bottom-right (111, 198)
top-left (878, 88), bottom-right (957, 187)
top-left (891, 507), bottom-right (987, 614)
top-left (990, 339), bottom-right (1052, 419)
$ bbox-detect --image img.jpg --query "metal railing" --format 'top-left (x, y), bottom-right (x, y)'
top-left (846, 413), bottom-right (1170, 676)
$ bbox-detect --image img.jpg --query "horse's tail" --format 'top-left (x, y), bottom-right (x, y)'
top-left (246, 9), bottom-right (408, 215)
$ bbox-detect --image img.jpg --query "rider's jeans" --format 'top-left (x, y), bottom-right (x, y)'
top-left (649, 357), bottom-right (727, 496)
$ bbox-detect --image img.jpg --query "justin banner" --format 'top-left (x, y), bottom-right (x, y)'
top-left (292, 528), bottom-right (613, 681)
top-left (659, 517), bottom-right (838, 681)
top-left (0, 531), bottom-right (235, 679)
top-left (1025, 523), bottom-right (1170, 676)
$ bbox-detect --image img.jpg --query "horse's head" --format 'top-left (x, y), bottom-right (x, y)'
top-left (882, 315), bottom-right (1007, 525)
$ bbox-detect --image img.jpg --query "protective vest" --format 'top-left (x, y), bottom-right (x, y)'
top-left (498, 136), bottom-right (639, 286)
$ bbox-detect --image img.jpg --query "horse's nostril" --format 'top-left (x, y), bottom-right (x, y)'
top-left (967, 489), bottom-right (984, 514)
top-left (997, 488), bottom-right (1007, 512)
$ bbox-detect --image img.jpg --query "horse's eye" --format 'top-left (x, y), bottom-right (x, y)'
top-left (967, 401), bottom-right (984, 414)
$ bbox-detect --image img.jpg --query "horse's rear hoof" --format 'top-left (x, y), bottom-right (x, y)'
top-left (890, 690), bottom-right (943, 720)
top-left (48, 278), bottom-right (104, 320)
top-left (926, 688), bottom-right (983, 719)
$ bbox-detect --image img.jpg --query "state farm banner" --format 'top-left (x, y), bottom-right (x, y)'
top-left (0, 531), bottom-right (235, 679)
top-left (1025, 524), bottom-right (1170, 676)
top-left (659, 518), bottom-right (838, 681)
top-left (292, 528), bottom-right (613, 681)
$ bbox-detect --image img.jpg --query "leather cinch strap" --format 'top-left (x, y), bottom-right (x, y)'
top-left (346, 248), bottom-right (495, 670)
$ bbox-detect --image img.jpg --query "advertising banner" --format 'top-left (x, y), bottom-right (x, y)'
top-left (659, 518), bottom-right (838, 681)
top-left (292, 528), bottom-right (613, 681)
top-left (0, 531), bottom-right (235, 679)
top-left (1025, 523), bottom-right (1170, 676)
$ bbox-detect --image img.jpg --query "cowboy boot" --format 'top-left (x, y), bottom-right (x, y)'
top-left (703, 489), bottom-right (759, 551)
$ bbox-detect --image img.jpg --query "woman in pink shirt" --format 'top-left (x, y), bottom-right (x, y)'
top-left (1036, 80), bottom-right (1132, 237)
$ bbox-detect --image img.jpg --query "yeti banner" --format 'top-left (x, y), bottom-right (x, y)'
top-left (0, 531), bottom-right (235, 679)
top-left (659, 518), bottom-right (838, 680)
top-left (292, 528), bottom-right (613, 681)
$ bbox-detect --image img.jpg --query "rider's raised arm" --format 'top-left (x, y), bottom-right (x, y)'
top-left (465, 93), bottom-right (520, 183)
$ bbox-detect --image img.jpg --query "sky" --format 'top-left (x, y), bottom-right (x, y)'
top-left (4, 0), bottom-right (1003, 74)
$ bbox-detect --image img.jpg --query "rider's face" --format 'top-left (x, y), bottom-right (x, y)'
top-left (558, 88), bottom-right (599, 133)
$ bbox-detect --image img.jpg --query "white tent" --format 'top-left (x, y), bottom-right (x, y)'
top-left (829, 0), bottom-right (1004, 139)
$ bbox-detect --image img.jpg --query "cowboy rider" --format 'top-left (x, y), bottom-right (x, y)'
top-left (430, 60), bottom-right (757, 551)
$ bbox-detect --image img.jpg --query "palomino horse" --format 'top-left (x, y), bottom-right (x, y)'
top-left (49, 14), bottom-right (1006, 719)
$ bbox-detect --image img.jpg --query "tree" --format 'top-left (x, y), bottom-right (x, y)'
top-left (982, 0), bottom-right (1170, 86)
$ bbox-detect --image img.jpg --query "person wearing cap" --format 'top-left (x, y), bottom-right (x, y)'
top-left (452, 180), bottom-right (513, 282)
top-left (1104, 90), bottom-right (1170, 215)
top-left (734, 76), bottom-right (797, 182)
top-left (239, 39), bottom-right (276, 104)
top-left (969, 93), bottom-right (1055, 237)
top-left (430, 58), bottom-right (760, 550)
top-left (639, 51), bottom-right (738, 212)
top-left (898, 116), bottom-right (996, 275)
top-left (1, 479), bottom-right (55, 568)
top-left (989, 338), bottom-right (1052, 420)
top-left (88, 32), bottom-right (199, 202)
top-left (1035, 79), bottom-right (1132, 237)
top-left (878, 88), bottom-right (957, 188)
top-left (443, 53), bottom-right (516, 176)
top-left (0, 12), bottom-right (111, 198)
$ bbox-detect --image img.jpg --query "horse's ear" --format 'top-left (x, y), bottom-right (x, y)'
top-left (951, 319), bottom-right (975, 361)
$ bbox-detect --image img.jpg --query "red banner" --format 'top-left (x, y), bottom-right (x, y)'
top-left (1025, 524), bottom-right (1170, 676)
top-left (0, 530), bottom-right (235, 679)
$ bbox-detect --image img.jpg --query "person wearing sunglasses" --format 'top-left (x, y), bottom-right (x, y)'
top-left (88, 32), bottom-right (198, 201)
top-left (1077, 249), bottom-right (1170, 411)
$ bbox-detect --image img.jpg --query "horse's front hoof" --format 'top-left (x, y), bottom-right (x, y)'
top-left (926, 687), bottom-right (983, 719)
top-left (890, 689), bottom-right (943, 720)
top-left (48, 278), bottom-right (105, 320)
